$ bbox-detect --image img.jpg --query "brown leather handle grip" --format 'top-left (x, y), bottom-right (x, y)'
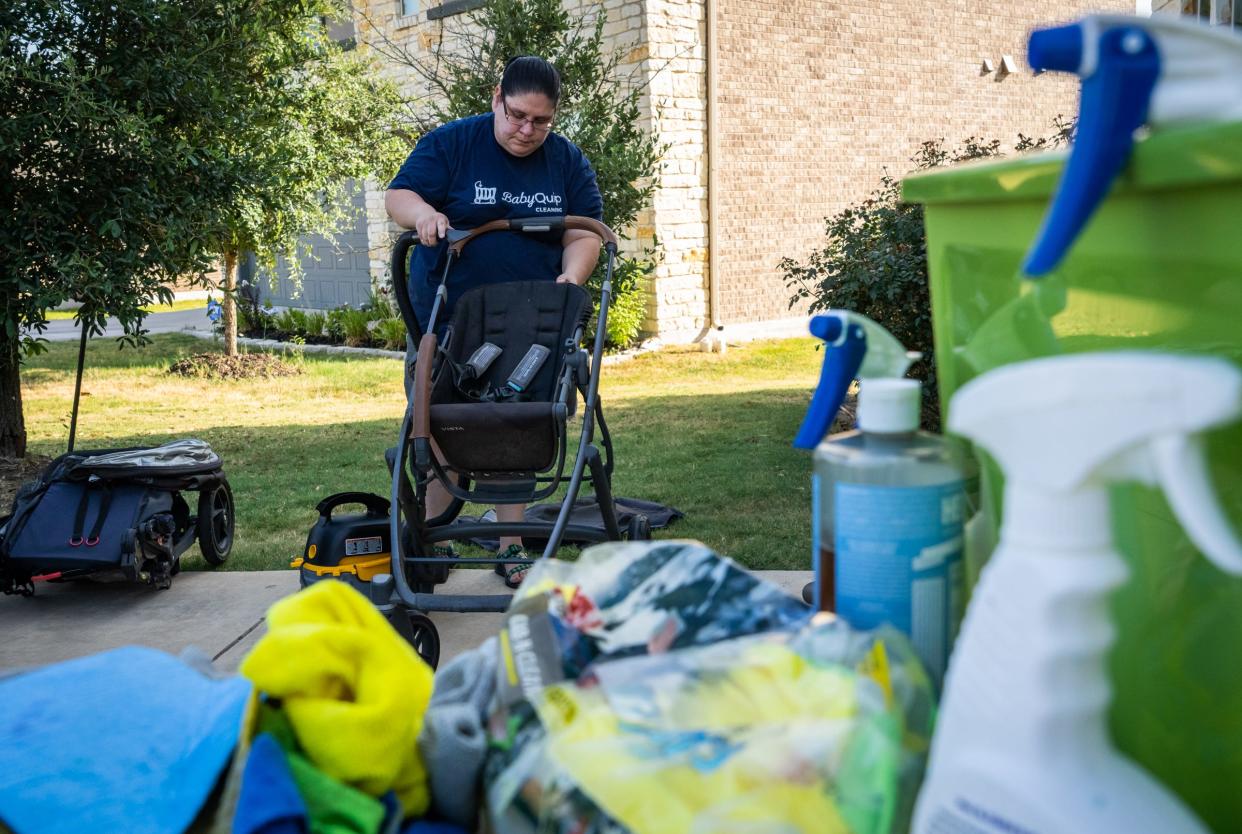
top-left (447, 215), bottom-right (617, 255)
top-left (411, 332), bottom-right (437, 441)
top-left (563, 216), bottom-right (617, 247)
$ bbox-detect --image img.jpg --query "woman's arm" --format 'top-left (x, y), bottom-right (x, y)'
top-left (385, 189), bottom-right (449, 245)
top-left (556, 229), bottom-right (602, 285)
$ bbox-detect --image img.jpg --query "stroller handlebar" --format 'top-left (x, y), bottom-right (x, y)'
top-left (389, 216), bottom-right (619, 340)
top-left (395, 215), bottom-right (617, 252)
top-left (448, 215), bottom-right (618, 253)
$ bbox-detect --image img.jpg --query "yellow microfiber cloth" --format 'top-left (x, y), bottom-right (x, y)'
top-left (239, 580), bottom-right (434, 817)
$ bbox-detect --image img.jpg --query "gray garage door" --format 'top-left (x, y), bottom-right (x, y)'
top-left (251, 182), bottom-right (374, 310)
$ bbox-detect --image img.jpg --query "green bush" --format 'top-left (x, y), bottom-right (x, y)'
top-left (365, 288), bottom-right (396, 320)
top-left (372, 317), bottom-right (407, 351)
top-left (304, 311), bottom-right (327, 339)
top-left (781, 120), bottom-right (1074, 426)
top-left (274, 308), bottom-right (309, 338)
top-left (237, 298), bottom-right (277, 338)
top-left (325, 307), bottom-right (348, 342)
top-left (590, 251), bottom-right (653, 349)
top-left (338, 308), bottom-right (373, 347)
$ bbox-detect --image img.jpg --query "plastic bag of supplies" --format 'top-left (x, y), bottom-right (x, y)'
top-left (479, 541), bottom-right (935, 834)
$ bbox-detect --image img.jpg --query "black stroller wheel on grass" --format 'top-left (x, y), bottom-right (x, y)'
top-left (394, 612), bottom-right (441, 670)
top-left (197, 480), bottom-right (235, 565)
top-left (627, 514), bottom-right (652, 541)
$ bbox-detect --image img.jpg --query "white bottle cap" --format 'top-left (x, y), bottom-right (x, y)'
top-left (858, 378), bottom-right (920, 433)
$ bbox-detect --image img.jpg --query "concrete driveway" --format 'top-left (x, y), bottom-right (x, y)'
top-left (0, 568), bottom-right (812, 674)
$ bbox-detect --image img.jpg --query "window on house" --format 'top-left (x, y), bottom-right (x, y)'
top-left (1151, 0), bottom-right (1238, 28)
top-left (400, 0), bottom-right (418, 16)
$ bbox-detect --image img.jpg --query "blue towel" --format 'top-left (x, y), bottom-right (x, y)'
top-left (0, 646), bottom-right (250, 834)
top-left (234, 734), bottom-right (309, 834)
top-left (400, 822), bottom-right (470, 834)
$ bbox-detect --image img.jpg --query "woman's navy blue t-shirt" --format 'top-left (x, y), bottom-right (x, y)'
top-left (388, 113), bottom-right (604, 334)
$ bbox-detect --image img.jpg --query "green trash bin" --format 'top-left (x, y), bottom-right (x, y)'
top-left (904, 121), bottom-right (1242, 833)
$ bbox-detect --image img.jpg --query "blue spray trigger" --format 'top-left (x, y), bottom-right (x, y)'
top-left (1027, 23), bottom-right (1083, 74)
top-left (809, 314), bottom-right (846, 343)
top-left (1022, 22), bottom-right (1160, 277)
top-left (793, 314), bottom-right (867, 449)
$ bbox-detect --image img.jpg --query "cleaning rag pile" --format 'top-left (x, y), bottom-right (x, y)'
top-left (239, 580), bottom-right (435, 818)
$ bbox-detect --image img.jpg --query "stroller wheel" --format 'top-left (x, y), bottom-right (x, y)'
top-left (196, 480), bottom-right (236, 566)
top-left (626, 514), bottom-right (652, 542)
top-left (395, 611), bottom-right (441, 670)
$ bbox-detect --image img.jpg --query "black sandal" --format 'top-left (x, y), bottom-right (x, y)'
top-left (494, 544), bottom-right (531, 589)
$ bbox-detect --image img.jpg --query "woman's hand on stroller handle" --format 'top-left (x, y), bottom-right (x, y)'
top-left (415, 207), bottom-right (450, 247)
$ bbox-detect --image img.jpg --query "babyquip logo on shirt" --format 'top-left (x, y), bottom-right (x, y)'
top-left (474, 181), bottom-right (497, 205)
top-left (502, 190), bottom-right (564, 214)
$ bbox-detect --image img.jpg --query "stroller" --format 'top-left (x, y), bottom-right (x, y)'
top-left (0, 439), bottom-right (234, 595)
top-left (381, 215), bottom-right (649, 666)
top-left (0, 309), bottom-right (234, 597)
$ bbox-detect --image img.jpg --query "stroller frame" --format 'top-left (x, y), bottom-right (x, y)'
top-left (383, 216), bottom-right (641, 640)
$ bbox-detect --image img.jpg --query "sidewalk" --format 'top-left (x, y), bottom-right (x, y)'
top-left (0, 568), bottom-right (812, 673)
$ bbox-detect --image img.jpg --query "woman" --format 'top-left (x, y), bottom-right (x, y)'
top-left (386, 55), bottom-right (604, 587)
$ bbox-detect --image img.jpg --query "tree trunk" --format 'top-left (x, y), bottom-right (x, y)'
top-left (222, 250), bottom-right (238, 356)
top-left (0, 333), bottom-right (27, 459)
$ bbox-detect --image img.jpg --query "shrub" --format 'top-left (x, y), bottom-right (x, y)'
top-left (237, 299), bottom-right (277, 338)
top-left (325, 307), bottom-right (348, 342)
top-left (781, 119), bottom-right (1074, 427)
top-left (338, 307), bottom-right (373, 347)
top-left (372, 317), bottom-right (407, 351)
top-left (304, 312), bottom-right (327, 339)
top-left (274, 308), bottom-right (309, 338)
top-left (590, 250), bottom-right (653, 349)
top-left (366, 288), bottom-right (396, 320)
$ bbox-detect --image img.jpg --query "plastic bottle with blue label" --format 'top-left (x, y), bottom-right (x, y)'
top-left (794, 312), bottom-right (967, 686)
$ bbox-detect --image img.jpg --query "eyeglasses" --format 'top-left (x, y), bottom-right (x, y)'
top-left (502, 100), bottom-right (554, 132)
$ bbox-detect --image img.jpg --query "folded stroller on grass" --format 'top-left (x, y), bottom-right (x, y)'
top-left (0, 439), bottom-right (234, 595)
top-left (380, 216), bottom-right (651, 666)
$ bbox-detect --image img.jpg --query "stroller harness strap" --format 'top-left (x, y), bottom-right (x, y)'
top-left (442, 343), bottom-right (554, 404)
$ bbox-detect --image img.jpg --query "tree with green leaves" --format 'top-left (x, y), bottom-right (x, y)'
top-left (1, 0), bottom-right (405, 457)
top-left (3, 0), bottom-right (240, 457)
top-left (360, 0), bottom-right (662, 347)
top-left (209, 5), bottom-right (408, 355)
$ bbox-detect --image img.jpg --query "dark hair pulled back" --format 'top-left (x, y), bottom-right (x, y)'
top-left (501, 56), bottom-right (561, 105)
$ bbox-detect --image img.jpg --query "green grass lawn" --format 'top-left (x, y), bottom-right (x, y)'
top-left (21, 334), bottom-right (821, 572)
top-left (45, 298), bottom-right (210, 321)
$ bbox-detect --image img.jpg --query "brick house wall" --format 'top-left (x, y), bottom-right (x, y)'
top-left (353, 0), bottom-right (1135, 343)
top-left (710, 0), bottom-right (1133, 331)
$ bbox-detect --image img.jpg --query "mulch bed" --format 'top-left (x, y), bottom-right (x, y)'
top-left (168, 353), bottom-right (303, 380)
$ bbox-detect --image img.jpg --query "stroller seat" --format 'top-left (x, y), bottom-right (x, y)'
top-left (384, 216), bottom-right (647, 667)
top-left (429, 280), bottom-right (590, 476)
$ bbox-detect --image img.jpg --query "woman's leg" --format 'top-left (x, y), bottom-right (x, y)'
top-left (495, 503), bottom-right (525, 553)
top-left (495, 503), bottom-right (531, 587)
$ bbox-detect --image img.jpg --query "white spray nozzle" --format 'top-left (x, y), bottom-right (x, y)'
top-left (846, 312), bottom-right (922, 380)
top-left (1131, 15), bottom-right (1242, 127)
top-left (949, 352), bottom-right (1242, 575)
